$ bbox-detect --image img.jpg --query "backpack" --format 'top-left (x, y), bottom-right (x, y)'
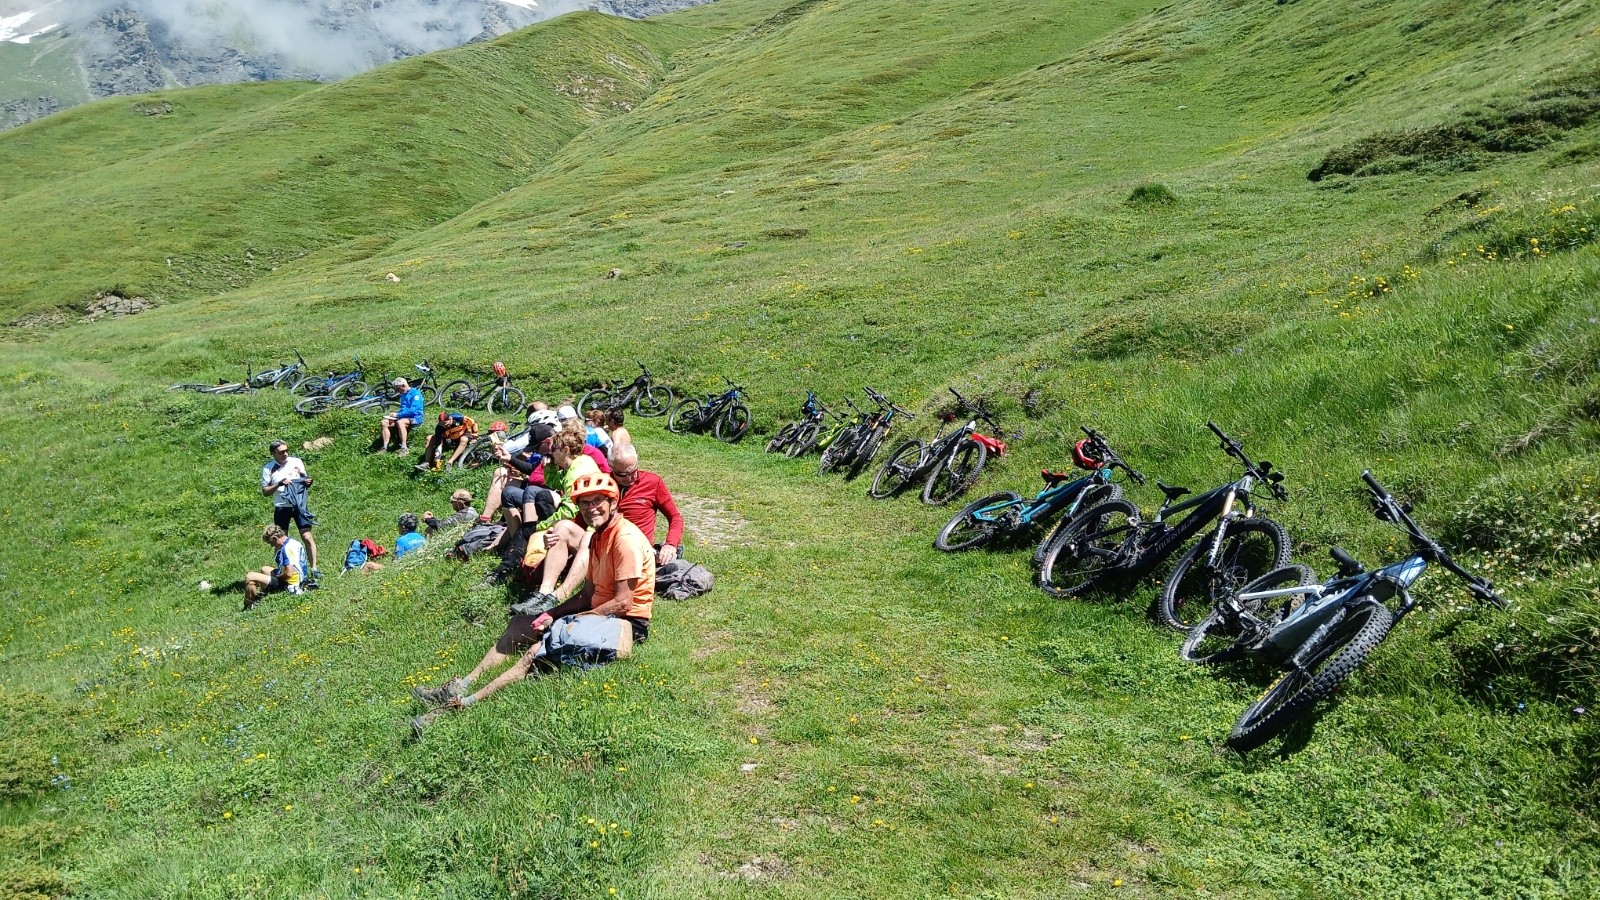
top-left (654, 559), bottom-right (713, 600)
top-left (343, 539), bottom-right (368, 572)
top-left (454, 522), bottom-right (504, 559)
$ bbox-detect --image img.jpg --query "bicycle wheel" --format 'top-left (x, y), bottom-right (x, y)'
top-left (488, 386), bottom-right (526, 416)
top-left (634, 384), bottom-right (674, 417)
top-left (786, 421), bottom-right (823, 458)
top-left (577, 389), bottom-right (611, 416)
top-left (289, 377), bottom-right (322, 398)
top-left (419, 383), bottom-right (440, 407)
top-left (1037, 499), bottom-right (1140, 598)
top-left (869, 440), bottom-right (926, 499)
top-left (935, 491), bottom-right (1021, 551)
top-left (168, 383), bottom-right (212, 392)
top-left (922, 439), bottom-right (989, 506)
top-left (714, 403), bottom-right (751, 443)
top-left (1156, 517), bottom-right (1292, 633)
top-left (848, 427), bottom-right (888, 477)
top-left (1180, 565), bottom-right (1316, 665)
top-left (667, 398), bottom-right (702, 434)
top-left (1031, 483), bottom-right (1123, 568)
top-left (767, 423), bottom-right (800, 454)
top-left (330, 380), bottom-right (364, 400)
top-left (461, 437), bottom-right (498, 470)
top-left (295, 395), bottom-right (337, 416)
top-left (440, 380), bottom-right (478, 409)
top-left (248, 369), bottom-right (280, 389)
top-left (819, 426), bottom-right (859, 474)
top-left (1228, 600), bottom-right (1394, 752)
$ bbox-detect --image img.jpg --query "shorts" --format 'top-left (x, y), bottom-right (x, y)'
top-left (273, 503), bottom-right (315, 530)
top-left (495, 614), bottom-right (647, 656)
top-left (385, 413), bottom-right (423, 426)
top-left (504, 484), bottom-right (556, 521)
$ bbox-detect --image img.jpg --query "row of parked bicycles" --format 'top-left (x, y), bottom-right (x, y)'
top-left (169, 353), bottom-right (530, 416)
top-left (926, 422), bottom-right (1504, 750)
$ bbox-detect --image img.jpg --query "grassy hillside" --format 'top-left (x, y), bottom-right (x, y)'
top-left (0, 12), bottom-right (706, 322)
top-left (2, 0), bottom-right (1599, 897)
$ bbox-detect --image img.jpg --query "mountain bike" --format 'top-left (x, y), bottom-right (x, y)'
top-left (247, 351), bottom-right (307, 390)
top-left (667, 377), bottom-right (751, 442)
top-left (290, 358), bottom-right (366, 399)
top-left (1037, 422), bottom-right (1291, 628)
top-left (294, 385), bottom-right (394, 417)
top-left (820, 387), bottom-right (912, 476)
top-left (934, 427), bottom-right (1144, 562)
top-left (460, 423), bottom-right (529, 470)
top-left (793, 399), bottom-right (862, 460)
top-left (439, 363), bottom-right (524, 415)
top-left (1180, 471), bottom-right (1505, 752)
top-left (868, 387), bottom-right (1009, 504)
top-left (576, 361), bottom-right (675, 418)
top-left (767, 391), bottom-right (827, 454)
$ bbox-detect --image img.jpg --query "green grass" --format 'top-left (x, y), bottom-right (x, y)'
top-left (0, 32), bottom-right (91, 111)
top-left (2, 0), bottom-right (1599, 896)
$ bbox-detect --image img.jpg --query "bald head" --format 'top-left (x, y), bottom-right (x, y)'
top-left (610, 443), bottom-right (639, 470)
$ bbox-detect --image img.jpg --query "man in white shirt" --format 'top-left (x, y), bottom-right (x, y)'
top-left (261, 440), bottom-right (321, 581)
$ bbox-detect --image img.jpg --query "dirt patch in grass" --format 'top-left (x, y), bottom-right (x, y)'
top-left (678, 495), bottom-right (750, 550)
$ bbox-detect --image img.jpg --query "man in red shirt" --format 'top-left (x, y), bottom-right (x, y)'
top-left (609, 444), bottom-right (685, 565)
top-left (411, 473), bottom-right (654, 732)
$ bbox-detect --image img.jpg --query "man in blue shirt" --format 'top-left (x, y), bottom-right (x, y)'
top-left (378, 377), bottom-right (426, 453)
top-left (395, 513), bottom-right (427, 557)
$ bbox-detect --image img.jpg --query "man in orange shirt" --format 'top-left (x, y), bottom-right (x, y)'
top-left (411, 472), bottom-right (654, 732)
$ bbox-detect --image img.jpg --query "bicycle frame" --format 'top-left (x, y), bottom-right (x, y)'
top-left (967, 469), bottom-right (1114, 527)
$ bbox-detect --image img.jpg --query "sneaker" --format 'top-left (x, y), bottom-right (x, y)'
top-left (510, 592), bottom-right (557, 617)
top-left (431, 463), bottom-right (443, 473)
top-left (305, 580), bottom-right (321, 591)
top-left (396, 445), bottom-right (410, 454)
top-left (413, 462), bottom-right (432, 473)
top-left (473, 572), bottom-right (503, 591)
top-left (412, 677), bottom-right (465, 706)
top-left (310, 568), bottom-right (324, 581)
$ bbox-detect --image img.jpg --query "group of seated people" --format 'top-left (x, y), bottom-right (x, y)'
top-left (249, 394), bottom-right (687, 735)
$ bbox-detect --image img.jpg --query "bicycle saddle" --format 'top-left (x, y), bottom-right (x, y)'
top-left (1157, 481), bottom-right (1192, 501)
top-left (1040, 469), bottom-right (1074, 485)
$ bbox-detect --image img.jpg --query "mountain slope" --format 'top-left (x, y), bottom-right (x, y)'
top-left (0, 11), bottom-right (709, 321)
top-left (1, 0), bottom-right (1598, 897)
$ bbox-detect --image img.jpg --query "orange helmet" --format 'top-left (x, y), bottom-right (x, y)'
top-left (492, 361), bottom-right (507, 377)
top-left (568, 472), bottom-right (619, 501)
top-left (489, 420), bottom-right (508, 433)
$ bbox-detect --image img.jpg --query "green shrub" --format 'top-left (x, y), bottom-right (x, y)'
top-left (1125, 182), bottom-right (1177, 206)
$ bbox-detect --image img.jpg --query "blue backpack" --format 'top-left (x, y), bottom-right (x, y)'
top-left (342, 539), bottom-right (369, 572)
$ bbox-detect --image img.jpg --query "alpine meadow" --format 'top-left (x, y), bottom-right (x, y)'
top-left (2, 0), bottom-right (1599, 897)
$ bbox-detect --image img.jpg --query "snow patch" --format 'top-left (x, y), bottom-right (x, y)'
top-left (1, 9), bottom-right (62, 44)
top-left (496, 0), bottom-right (541, 9)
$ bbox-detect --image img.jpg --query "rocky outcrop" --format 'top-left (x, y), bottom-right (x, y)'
top-left (0, 95), bottom-right (62, 129)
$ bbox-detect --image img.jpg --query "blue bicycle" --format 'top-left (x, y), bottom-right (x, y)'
top-left (934, 428), bottom-right (1143, 565)
top-left (1180, 470), bottom-right (1505, 751)
top-left (667, 376), bottom-right (751, 443)
top-left (290, 357), bottom-right (366, 400)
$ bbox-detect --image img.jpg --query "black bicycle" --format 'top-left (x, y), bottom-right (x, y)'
top-left (1182, 471), bottom-right (1504, 751)
top-left (934, 428), bottom-right (1143, 563)
top-left (577, 361), bottom-right (675, 418)
top-left (820, 387), bottom-right (913, 477)
top-left (439, 362), bottom-right (524, 415)
top-left (667, 377), bottom-right (750, 443)
top-left (1037, 422), bottom-right (1291, 630)
top-left (869, 388), bottom-right (1008, 504)
top-left (767, 391), bottom-right (828, 455)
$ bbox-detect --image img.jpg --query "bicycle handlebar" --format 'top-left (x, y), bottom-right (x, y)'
top-left (1208, 421), bottom-right (1287, 500)
top-left (1080, 425), bottom-right (1146, 484)
top-left (1362, 470), bottom-right (1505, 608)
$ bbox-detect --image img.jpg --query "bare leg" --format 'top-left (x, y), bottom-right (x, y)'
top-left (398, 420), bottom-right (411, 449)
top-left (300, 528), bottom-right (318, 572)
top-left (379, 418), bottom-right (394, 449)
top-left (482, 469), bottom-right (509, 521)
top-left (244, 569), bottom-right (272, 607)
top-left (462, 645), bottom-right (516, 686)
top-left (538, 521), bottom-right (585, 594)
top-left (462, 644), bottom-right (546, 705)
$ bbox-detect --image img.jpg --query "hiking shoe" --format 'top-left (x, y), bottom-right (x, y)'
top-left (412, 677), bottom-right (465, 706)
top-left (396, 445), bottom-right (411, 454)
top-left (413, 462), bottom-right (432, 473)
top-left (474, 572), bottom-right (503, 591)
top-left (510, 592), bottom-right (557, 617)
top-left (311, 568), bottom-right (324, 581)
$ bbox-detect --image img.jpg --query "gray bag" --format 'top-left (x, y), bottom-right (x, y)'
top-left (454, 522), bottom-right (504, 558)
top-left (654, 559), bottom-right (713, 600)
top-left (541, 614), bottom-right (634, 667)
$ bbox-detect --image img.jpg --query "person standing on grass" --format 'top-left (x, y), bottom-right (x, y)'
top-left (244, 524), bottom-right (307, 610)
top-left (260, 440), bottom-right (320, 580)
top-left (411, 472), bottom-right (654, 732)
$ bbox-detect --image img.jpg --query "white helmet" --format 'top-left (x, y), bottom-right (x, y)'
top-left (527, 409), bottom-right (560, 428)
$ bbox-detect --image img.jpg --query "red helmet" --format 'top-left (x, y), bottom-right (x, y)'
top-left (492, 361), bottom-right (507, 377)
top-left (489, 420), bottom-right (508, 433)
top-left (439, 411), bottom-right (452, 423)
top-left (1072, 438), bottom-right (1105, 470)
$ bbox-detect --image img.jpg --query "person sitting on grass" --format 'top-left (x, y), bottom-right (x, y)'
top-left (377, 378), bottom-right (425, 453)
top-left (425, 489), bottom-right (478, 536)
top-left (411, 472), bottom-right (654, 732)
top-left (583, 407), bottom-right (614, 456)
top-left (477, 425), bottom-right (588, 589)
top-left (394, 513), bottom-right (426, 557)
top-left (244, 524), bottom-right (307, 610)
top-left (479, 411), bottom-right (560, 528)
top-left (416, 411), bottom-right (478, 473)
